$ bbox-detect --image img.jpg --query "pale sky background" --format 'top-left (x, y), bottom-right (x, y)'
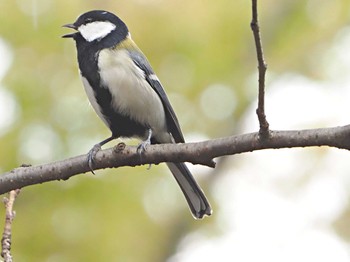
top-left (168, 26), bottom-right (350, 262)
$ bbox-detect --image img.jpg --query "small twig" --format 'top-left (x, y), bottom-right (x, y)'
top-left (251, 0), bottom-right (269, 137)
top-left (1, 189), bottom-right (20, 262)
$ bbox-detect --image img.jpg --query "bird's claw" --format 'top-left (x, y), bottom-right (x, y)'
top-left (137, 129), bottom-right (153, 170)
top-left (136, 140), bottom-right (151, 154)
top-left (137, 128), bottom-right (152, 154)
top-left (137, 141), bottom-right (152, 170)
top-left (87, 143), bottom-right (102, 174)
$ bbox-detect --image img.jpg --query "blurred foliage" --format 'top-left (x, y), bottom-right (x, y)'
top-left (0, 0), bottom-right (349, 261)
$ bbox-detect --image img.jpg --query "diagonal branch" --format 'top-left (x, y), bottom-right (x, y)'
top-left (251, 0), bottom-right (269, 136)
top-left (1, 125), bottom-right (350, 195)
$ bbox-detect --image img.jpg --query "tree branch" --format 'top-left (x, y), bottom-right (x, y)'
top-left (1, 189), bottom-right (20, 262)
top-left (1, 125), bottom-right (350, 195)
top-left (251, 0), bottom-right (269, 136)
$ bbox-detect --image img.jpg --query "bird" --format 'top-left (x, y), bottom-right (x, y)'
top-left (62, 10), bottom-right (212, 219)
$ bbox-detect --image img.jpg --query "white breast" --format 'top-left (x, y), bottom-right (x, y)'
top-left (97, 48), bottom-right (167, 138)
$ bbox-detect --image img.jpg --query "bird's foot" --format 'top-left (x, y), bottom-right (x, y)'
top-left (136, 139), bottom-right (151, 154)
top-left (87, 143), bottom-right (102, 174)
top-left (137, 140), bottom-right (152, 170)
top-left (137, 128), bottom-right (152, 154)
top-left (137, 129), bottom-right (153, 170)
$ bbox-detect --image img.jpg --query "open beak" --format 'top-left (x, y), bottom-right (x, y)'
top-left (62, 23), bottom-right (77, 38)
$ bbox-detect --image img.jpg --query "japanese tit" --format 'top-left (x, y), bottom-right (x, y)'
top-left (63, 10), bottom-right (212, 219)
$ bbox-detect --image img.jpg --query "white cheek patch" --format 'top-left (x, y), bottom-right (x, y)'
top-left (78, 21), bottom-right (116, 42)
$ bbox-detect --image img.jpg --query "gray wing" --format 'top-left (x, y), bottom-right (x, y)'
top-left (128, 50), bottom-right (185, 143)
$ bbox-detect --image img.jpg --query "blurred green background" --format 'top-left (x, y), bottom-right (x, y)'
top-left (1, 0), bottom-right (350, 261)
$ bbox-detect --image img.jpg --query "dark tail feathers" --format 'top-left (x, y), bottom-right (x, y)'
top-left (166, 162), bottom-right (212, 219)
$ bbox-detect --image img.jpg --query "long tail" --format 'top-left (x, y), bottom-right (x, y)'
top-left (166, 162), bottom-right (212, 219)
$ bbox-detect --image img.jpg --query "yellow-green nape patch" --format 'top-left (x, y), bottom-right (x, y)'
top-left (113, 36), bottom-right (142, 52)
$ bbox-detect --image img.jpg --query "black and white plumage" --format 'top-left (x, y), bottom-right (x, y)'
top-left (63, 10), bottom-right (212, 219)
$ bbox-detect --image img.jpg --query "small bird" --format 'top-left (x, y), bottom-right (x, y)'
top-left (63, 10), bottom-right (212, 219)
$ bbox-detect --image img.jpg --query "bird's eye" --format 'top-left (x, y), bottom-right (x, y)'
top-left (85, 18), bottom-right (93, 23)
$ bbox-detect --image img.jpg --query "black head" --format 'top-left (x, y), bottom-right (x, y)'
top-left (63, 10), bottom-right (129, 46)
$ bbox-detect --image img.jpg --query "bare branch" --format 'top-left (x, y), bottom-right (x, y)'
top-left (1, 125), bottom-right (350, 195)
top-left (1, 189), bottom-right (20, 262)
top-left (251, 0), bottom-right (269, 136)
